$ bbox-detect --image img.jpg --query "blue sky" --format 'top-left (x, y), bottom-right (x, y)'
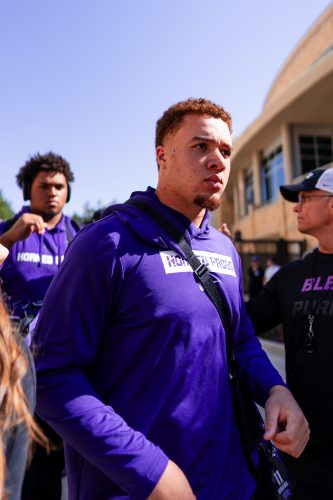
top-left (1, 0), bottom-right (332, 215)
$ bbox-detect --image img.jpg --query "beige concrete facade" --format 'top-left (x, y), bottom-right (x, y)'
top-left (265, 5), bottom-right (333, 106)
top-left (216, 4), bottom-right (333, 254)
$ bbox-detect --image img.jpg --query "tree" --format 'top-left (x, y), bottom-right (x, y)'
top-left (71, 199), bottom-right (118, 226)
top-left (0, 191), bottom-right (14, 221)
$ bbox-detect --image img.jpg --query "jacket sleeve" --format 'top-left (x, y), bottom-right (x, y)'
top-left (232, 258), bottom-right (285, 407)
top-left (33, 226), bottom-right (168, 499)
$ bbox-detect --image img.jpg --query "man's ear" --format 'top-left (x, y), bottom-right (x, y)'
top-left (156, 146), bottom-right (166, 168)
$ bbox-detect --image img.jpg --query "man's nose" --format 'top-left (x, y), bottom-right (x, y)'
top-left (48, 186), bottom-right (57, 197)
top-left (207, 149), bottom-right (226, 170)
top-left (293, 202), bottom-right (301, 213)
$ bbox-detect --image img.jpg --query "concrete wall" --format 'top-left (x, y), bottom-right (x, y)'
top-left (265, 5), bottom-right (333, 106)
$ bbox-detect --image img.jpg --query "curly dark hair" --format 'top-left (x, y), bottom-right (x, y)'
top-left (155, 97), bottom-right (232, 148)
top-left (16, 152), bottom-right (75, 188)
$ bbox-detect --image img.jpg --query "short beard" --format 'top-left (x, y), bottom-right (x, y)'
top-left (193, 195), bottom-right (222, 212)
top-left (39, 209), bottom-right (61, 222)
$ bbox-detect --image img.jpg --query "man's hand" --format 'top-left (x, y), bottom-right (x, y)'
top-left (264, 385), bottom-right (310, 457)
top-left (148, 460), bottom-right (196, 500)
top-left (0, 213), bottom-right (46, 250)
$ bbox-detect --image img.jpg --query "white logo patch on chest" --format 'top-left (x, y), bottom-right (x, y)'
top-left (159, 250), bottom-right (236, 276)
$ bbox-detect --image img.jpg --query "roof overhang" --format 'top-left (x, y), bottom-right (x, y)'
top-left (231, 50), bottom-right (333, 170)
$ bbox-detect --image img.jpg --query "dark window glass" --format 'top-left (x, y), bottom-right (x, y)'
top-left (299, 135), bottom-right (332, 173)
top-left (317, 137), bottom-right (331, 146)
top-left (260, 146), bottom-right (285, 205)
top-left (302, 159), bottom-right (315, 171)
top-left (244, 171), bottom-right (254, 214)
top-left (299, 135), bottom-right (314, 145)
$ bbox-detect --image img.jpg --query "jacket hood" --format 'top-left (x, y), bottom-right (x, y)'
top-left (103, 187), bottom-right (211, 256)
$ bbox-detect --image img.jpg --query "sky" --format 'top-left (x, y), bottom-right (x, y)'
top-left (1, 0), bottom-right (332, 216)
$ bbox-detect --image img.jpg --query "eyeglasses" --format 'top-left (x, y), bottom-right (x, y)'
top-left (297, 193), bottom-right (333, 205)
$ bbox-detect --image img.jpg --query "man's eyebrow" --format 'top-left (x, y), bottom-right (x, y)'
top-left (39, 181), bottom-right (65, 187)
top-left (191, 135), bottom-right (233, 149)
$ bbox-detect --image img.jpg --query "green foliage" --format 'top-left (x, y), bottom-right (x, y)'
top-left (71, 202), bottom-right (96, 225)
top-left (0, 190), bottom-right (14, 220)
top-left (71, 199), bottom-right (118, 226)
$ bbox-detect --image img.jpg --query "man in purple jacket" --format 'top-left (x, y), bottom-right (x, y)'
top-left (33, 99), bottom-right (309, 499)
top-left (0, 151), bottom-right (79, 500)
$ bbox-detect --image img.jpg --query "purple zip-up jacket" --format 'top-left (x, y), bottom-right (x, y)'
top-left (33, 188), bottom-right (284, 499)
top-left (0, 206), bottom-right (79, 318)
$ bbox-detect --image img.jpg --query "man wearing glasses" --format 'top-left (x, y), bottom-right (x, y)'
top-left (247, 166), bottom-right (333, 499)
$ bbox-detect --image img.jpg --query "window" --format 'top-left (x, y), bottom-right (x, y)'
top-left (261, 146), bottom-right (285, 204)
top-left (244, 170), bottom-right (254, 214)
top-left (299, 135), bottom-right (332, 173)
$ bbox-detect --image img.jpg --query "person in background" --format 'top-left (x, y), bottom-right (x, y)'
top-left (0, 243), bottom-right (47, 499)
top-left (247, 255), bottom-right (264, 298)
top-left (33, 98), bottom-right (308, 499)
top-left (0, 152), bottom-right (79, 500)
top-left (263, 255), bottom-right (280, 285)
top-left (0, 152), bottom-right (79, 336)
top-left (218, 222), bottom-right (232, 238)
top-left (247, 166), bottom-right (333, 499)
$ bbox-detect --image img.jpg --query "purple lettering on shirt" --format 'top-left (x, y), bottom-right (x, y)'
top-left (324, 276), bottom-right (333, 290)
top-left (301, 278), bottom-right (315, 292)
top-left (313, 277), bottom-right (323, 291)
top-left (165, 255), bottom-right (175, 267)
top-left (175, 255), bottom-right (184, 266)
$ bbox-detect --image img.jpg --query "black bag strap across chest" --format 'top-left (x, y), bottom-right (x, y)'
top-left (125, 197), bottom-right (235, 370)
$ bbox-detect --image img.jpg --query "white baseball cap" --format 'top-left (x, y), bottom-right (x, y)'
top-left (280, 167), bottom-right (333, 202)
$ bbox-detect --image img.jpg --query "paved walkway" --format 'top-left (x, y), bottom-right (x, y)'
top-left (259, 338), bottom-right (286, 381)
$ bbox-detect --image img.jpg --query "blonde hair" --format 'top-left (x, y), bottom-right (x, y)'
top-left (0, 296), bottom-right (48, 499)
